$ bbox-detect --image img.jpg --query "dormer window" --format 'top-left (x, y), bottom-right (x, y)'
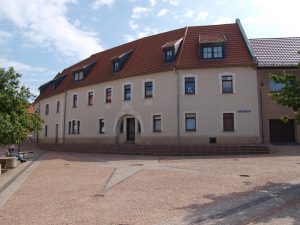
top-left (74, 71), bottom-right (84, 81)
top-left (111, 50), bottom-right (133, 74)
top-left (72, 61), bottom-right (97, 82)
top-left (201, 43), bottom-right (225, 59)
top-left (162, 37), bottom-right (183, 64)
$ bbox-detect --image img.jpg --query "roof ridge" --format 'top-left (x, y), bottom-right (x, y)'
top-left (175, 26), bottom-right (189, 68)
top-left (250, 37), bottom-right (300, 40)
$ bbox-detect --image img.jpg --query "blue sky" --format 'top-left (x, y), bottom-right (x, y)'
top-left (0, 0), bottom-right (299, 95)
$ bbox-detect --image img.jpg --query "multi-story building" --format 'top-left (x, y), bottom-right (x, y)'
top-left (34, 19), bottom-right (262, 146)
top-left (250, 37), bottom-right (300, 144)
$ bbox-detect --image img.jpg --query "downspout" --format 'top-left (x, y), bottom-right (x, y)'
top-left (37, 101), bottom-right (40, 143)
top-left (259, 80), bottom-right (264, 144)
top-left (174, 68), bottom-right (180, 144)
top-left (63, 89), bottom-right (67, 144)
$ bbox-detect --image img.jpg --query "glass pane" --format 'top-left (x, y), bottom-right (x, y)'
top-left (222, 81), bottom-right (233, 93)
top-left (154, 120), bottom-right (161, 131)
top-left (185, 77), bottom-right (195, 94)
top-left (269, 79), bottom-right (285, 92)
top-left (186, 118), bottom-right (196, 130)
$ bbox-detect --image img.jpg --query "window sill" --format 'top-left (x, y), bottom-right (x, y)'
top-left (99, 132), bottom-right (105, 134)
top-left (153, 130), bottom-right (162, 133)
top-left (184, 93), bottom-right (196, 95)
top-left (144, 96), bottom-right (153, 99)
top-left (222, 130), bottom-right (235, 132)
top-left (185, 130), bottom-right (196, 132)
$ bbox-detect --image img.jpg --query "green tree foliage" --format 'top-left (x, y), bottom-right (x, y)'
top-left (0, 67), bottom-right (43, 145)
top-left (269, 71), bottom-right (300, 124)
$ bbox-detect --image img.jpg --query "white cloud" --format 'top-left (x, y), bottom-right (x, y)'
top-left (214, 16), bottom-right (235, 24)
top-left (194, 12), bottom-right (209, 22)
top-left (131, 6), bottom-right (151, 19)
top-left (91, 0), bottom-right (115, 9)
top-left (0, 30), bottom-right (13, 44)
top-left (123, 34), bottom-right (135, 42)
top-left (163, 0), bottom-right (180, 6)
top-left (0, 0), bottom-right (103, 60)
top-left (0, 58), bottom-right (48, 74)
top-left (157, 8), bottom-right (169, 17)
top-left (150, 0), bottom-right (156, 7)
top-left (129, 20), bottom-right (139, 30)
top-left (137, 27), bottom-right (159, 38)
top-left (183, 9), bottom-right (195, 18)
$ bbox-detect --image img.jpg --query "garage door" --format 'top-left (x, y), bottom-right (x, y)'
top-left (269, 119), bottom-right (295, 143)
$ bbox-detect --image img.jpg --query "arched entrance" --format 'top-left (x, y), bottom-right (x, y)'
top-left (115, 114), bottom-right (142, 144)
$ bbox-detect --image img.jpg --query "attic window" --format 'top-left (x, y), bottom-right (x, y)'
top-left (74, 71), bottom-right (84, 81)
top-left (111, 50), bottom-right (133, 74)
top-left (201, 43), bottom-right (225, 59)
top-left (162, 37), bottom-right (183, 64)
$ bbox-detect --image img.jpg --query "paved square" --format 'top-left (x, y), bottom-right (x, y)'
top-left (1, 149), bottom-right (300, 225)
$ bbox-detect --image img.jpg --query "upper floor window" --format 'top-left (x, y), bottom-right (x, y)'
top-left (113, 61), bottom-right (120, 73)
top-left (144, 81), bottom-right (153, 98)
top-left (185, 77), bottom-right (195, 94)
top-left (88, 91), bottom-right (93, 106)
top-left (74, 71), bottom-right (84, 81)
top-left (153, 115), bottom-right (162, 132)
top-left (106, 88), bottom-right (112, 103)
top-left (164, 49), bottom-right (174, 63)
top-left (201, 43), bottom-right (225, 59)
top-left (73, 94), bottom-right (78, 108)
top-left (222, 75), bottom-right (233, 93)
top-left (185, 113), bottom-right (196, 131)
top-left (269, 79), bottom-right (285, 92)
top-left (124, 84), bottom-right (131, 101)
top-left (45, 104), bottom-right (49, 115)
top-left (56, 101), bottom-right (60, 113)
top-left (223, 113), bottom-right (234, 132)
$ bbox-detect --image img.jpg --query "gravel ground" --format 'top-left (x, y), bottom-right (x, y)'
top-left (1, 148), bottom-right (300, 225)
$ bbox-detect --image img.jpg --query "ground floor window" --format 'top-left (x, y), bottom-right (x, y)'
top-left (223, 113), bottom-right (234, 131)
top-left (99, 119), bottom-right (105, 133)
top-left (153, 115), bottom-right (161, 132)
top-left (185, 113), bottom-right (196, 131)
top-left (44, 125), bottom-right (48, 137)
top-left (68, 120), bottom-right (80, 134)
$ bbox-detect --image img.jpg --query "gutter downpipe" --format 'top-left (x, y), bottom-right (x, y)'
top-left (63, 89), bottom-right (67, 144)
top-left (174, 68), bottom-right (180, 144)
top-left (259, 80), bottom-right (265, 144)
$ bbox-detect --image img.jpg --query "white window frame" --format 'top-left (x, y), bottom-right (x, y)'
top-left (72, 93), bottom-right (78, 108)
top-left (143, 79), bottom-right (155, 99)
top-left (219, 73), bottom-right (236, 94)
top-left (220, 111), bottom-right (236, 132)
top-left (182, 75), bottom-right (198, 95)
top-left (104, 86), bottom-right (113, 103)
top-left (87, 90), bottom-right (94, 106)
top-left (45, 103), bottom-right (50, 115)
top-left (151, 113), bottom-right (163, 132)
top-left (98, 118), bottom-right (105, 134)
top-left (183, 111), bottom-right (198, 132)
top-left (122, 82), bottom-right (133, 101)
top-left (56, 100), bottom-right (61, 113)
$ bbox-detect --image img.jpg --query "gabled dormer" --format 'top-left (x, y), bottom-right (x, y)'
top-left (38, 73), bottom-right (67, 95)
top-left (111, 49), bottom-right (134, 74)
top-left (162, 37), bottom-right (183, 63)
top-left (199, 34), bottom-right (226, 60)
top-left (72, 61), bottom-right (97, 82)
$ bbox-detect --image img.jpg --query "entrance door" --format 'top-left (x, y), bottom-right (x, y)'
top-left (55, 124), bottom-right (59, 144)
top-left (269, 119), bottom-right (295, 143)
top-left (126, 118), bottom-right (135, 142)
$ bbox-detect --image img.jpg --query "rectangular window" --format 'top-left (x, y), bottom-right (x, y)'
top-left (113, 61), bottom-right (120, 73)
top-left (124, 84), bottom-right (131, 101)
top-left (73, 94), bottom-right (78, 108)
top-left (185, 113), bottom-right (196, 131)
top-left (201, 44), bottom-right (224, 59)
top-left (88, 91), bottom-right (93, 106)
top-left (99, 119), bottom-right (104, 133)
top-left (269, 79), bottom-right (285, 92)
top-left (74, 71), bottom-right (84, 81)
top-left (120, 120), bottom-right (124, 133)
top-left (222, 75), bottom-right (233, 93)
top-left (223, 113), bottom-right (234, 132)
top-left (68, 121), bottom-right (71, 134)
top-left (77, 121), bottom-right (80, 134)
top-left (72, 120), bottom-right (77, 134)
top-left (144, 81), bottom-right (153, 98)
top-left (106, 88), bottom-right (112, 103)
top-left (45, 104), bottom-right (49, 115)
top-left (164, 49), bottom-right (174, 63)
top-left (185, 77), bottom-right (195, 94)
top-left (44, 125), bottom-right (48, 137)
top-left (153, 115), bottom-right (161, 132)
top-left (56, 101), bottom-right (60, 113)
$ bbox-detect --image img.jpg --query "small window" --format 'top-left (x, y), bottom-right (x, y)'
top-left (185, 113), bottom-right (196, 131)
top-left (213, 46), bottom-right (223, 58)
top-left (74, 71), bottom-right (84, 81)
top-left (144, 81), bottom-right (153, 98)
top-left (106, 88), bottom-right (112, 103)
top-left (45, 104), bottom-right (49, 115)
top-left (269, 79), bottom-right (285, 92)
top-left (201, 43), bottom-right (224, 59)
top-left (99, 119), bottom-right (105, 133)
top-left (223, 113), bottom-right (234, 132)
top-left (88, 91), bottom-right (93, 106)
top-left (185, 77), bottom-right (195, 94)
top-left (72, 120), bottom-right (77, 134)
top-left (124, 84), bottom-right (131, 101)
top-left (113, 61), bottom-right (120, 73)
top-left (222, 75), bottom-right (233, 93)
top-left (68, 121), bottom-right (71, 134)
top-left (44, 125), bottom-right (48, 137)
top-left (203, 47), bottom-right (213, 59)
top-left (77, 121), bottom-right (80, 134)
top-left (164, 49), bottom-right (174, 63)
top-left (56, 101), bottom-right (60, 113)
top-left (153, 115), bottom-right (161, 132)
top-left (73, 94), bottom-right (78, 108)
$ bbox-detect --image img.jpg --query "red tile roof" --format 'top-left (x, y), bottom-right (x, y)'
top-left (36, 21), bottom-right (254, 102)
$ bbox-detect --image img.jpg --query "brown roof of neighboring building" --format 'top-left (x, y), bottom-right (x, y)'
top-left (35, 21), bottom-right (255, 102)
top-left (250, 37), bottom-right (300, 68)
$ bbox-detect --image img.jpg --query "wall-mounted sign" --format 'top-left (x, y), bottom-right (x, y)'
top-left (237, 109), bottom-right (251, 113)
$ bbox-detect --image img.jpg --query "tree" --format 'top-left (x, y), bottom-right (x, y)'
top-left (269, 53), bottom-right (300, 124)
top-left (0, 67), bottom-right (43, 146)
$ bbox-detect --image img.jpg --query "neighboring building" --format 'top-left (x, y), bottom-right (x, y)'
top-left (250, 37), bottom-right (300, 144)
top-left (34, 19), bottom-right (261, 145)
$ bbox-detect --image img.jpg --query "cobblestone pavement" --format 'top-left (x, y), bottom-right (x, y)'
top-left (0, 144), bottom-right (300, 224)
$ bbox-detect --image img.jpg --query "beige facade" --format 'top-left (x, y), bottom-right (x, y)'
top-left (35, 66), bottom-right (260, 145)
top-left (258, 68), bottom-right (300, 144)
